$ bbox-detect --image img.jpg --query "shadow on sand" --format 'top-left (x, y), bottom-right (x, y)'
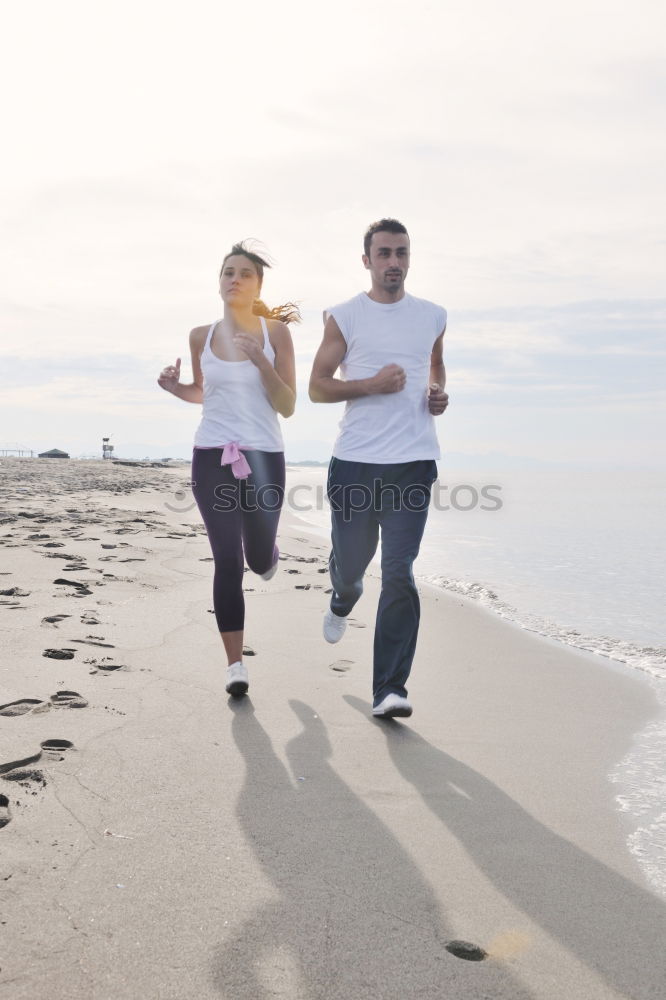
top-left (212, 698), bottom-right (537, 999)
top-left (343, 694), bottom-right (666, 1000)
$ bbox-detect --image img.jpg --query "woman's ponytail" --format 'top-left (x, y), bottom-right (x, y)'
top-left (252, 298), bottom-right (301, 325)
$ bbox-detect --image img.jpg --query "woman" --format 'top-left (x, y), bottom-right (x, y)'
top-left (158, 242), bottom-right (299, 697)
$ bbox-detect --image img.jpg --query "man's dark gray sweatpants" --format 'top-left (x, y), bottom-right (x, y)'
top-left (326, 457), bottom-right (438, 707)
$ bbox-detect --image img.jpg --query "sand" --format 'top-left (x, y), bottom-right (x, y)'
top-left (0, 457), bottom-right (664, 1000)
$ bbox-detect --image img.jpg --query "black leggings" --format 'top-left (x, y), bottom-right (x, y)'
top-left (191, 448), bottom-right (285, 632)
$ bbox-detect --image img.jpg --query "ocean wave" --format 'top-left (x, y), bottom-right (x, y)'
top-left (610, 684), bottom-right (666, 899)
top-left (423, 573), bottom-right (666, 898)
top-left (422, 574), bottom-right (666, 682)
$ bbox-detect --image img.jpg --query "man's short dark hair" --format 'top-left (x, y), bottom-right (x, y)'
top-left (363, 218), bottom-right (409, 257)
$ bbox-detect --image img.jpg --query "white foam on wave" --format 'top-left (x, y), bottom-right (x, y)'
top-left (423, 573), bottom-right (666, 899)
top-left (610, 683), bottom-right (666, 899)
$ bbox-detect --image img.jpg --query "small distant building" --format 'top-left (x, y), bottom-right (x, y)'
top-left (0, 447), bottom-right (34, 457)
top-left (102, 437), bottom-right (114, 460)
top-left (38, 448), bottom-right (70, 459)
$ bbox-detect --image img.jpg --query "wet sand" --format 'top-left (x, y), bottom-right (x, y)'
top-left (0, 457), bottom-right (664, 999)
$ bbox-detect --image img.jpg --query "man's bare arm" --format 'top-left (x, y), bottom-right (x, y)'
top-left (428, 329), bottom-right (449, 416)
top-left (309, 315), bottom-right (406, 403)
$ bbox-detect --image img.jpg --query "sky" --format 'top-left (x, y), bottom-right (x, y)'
top-left (1, 0), bottom-right (664, 466)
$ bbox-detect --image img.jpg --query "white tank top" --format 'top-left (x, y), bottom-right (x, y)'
top-left (327, 292), bottom-right (446, 463)
top-left (193, 316), bottom-right (284, 452)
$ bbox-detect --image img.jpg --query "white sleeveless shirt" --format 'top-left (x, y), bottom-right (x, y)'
top-left (327, 292), bottom-right (446, 463)
top-left (193, 316), bottom-right (284, 452)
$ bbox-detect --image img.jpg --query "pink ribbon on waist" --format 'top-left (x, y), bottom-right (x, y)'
top-left (220, 441), bottom-right (252, 479)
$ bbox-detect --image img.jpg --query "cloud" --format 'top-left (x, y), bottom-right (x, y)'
top-left (2, 0), bottom-right (664, 466)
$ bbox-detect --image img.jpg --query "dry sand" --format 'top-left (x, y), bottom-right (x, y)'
top-left (0, 457), bottom-right (664, 999)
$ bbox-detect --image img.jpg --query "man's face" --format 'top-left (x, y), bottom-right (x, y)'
top-left (363, 231), bottom-right (410, 292)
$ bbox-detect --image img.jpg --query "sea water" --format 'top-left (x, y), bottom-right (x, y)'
top-left (285, 462), bottom-right (666, 896)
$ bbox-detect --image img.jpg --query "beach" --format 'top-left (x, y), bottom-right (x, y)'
top-left (1, 457), bottom-right (664, 999)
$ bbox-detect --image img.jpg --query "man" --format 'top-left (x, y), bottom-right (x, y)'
top-left (309, 218), bottom-right (448, 719)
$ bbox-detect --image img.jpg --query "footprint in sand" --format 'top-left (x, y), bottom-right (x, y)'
top-left (242, 646), bottom-right (256, 657)
top-left (53, 578), bottom-right (93, 596)
top-left (0, 741), bottom-right (75, 824)
top-left (0, 698), bottom-right (47, 717)
top-left (0, 754), bottom-right (47, 806)
top-left (43, 648), bottom-right (76, 660)
top-left (50, 691), bottom-right (88, 709)
top-left (0, 692), bottom-right (88, 713)
top-left (70, 636), bottom-right (115, 649)
top-left (41, 614), bottom-right (72, 626)
top-left (40, 739), bottom-right (75, 756)
top-left (0, 750), bottom-right (42, 777)
top-left (444, 940), bottom-right (489, 962)
top-left (348, 619), bottom-right (366, 629)
top-left (295, 584), bottom-right (311, 590)
top-left (329, 659), bottom-right (354, 673)
top-left (0, 587), bottom-right (31, 597)
top-left (86, 657), bottom-right (126, 673)
top-left (1, 766), bottom-right (46, 791)
top-left (41, 552), bottom-right (83, 562)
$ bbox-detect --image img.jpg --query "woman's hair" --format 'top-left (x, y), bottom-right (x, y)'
top-left (220, 241), bottom-right (301, 325)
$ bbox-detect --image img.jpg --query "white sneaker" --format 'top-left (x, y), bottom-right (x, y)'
top-left (372, 693), bottom-right (413, 718)
top-left (225, 661), bottom-right (248, 697)
top-left (323, 607), bottom-right (347, 643)
top-left (260, 549), bottom-right (279, 581)
top-left (260, 560), bottom-right (279, 581)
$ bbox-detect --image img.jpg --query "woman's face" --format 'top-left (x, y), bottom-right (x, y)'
top-left (219, 254), bottom-right (261, 308)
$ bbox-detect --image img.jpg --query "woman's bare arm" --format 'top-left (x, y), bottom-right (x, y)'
top-left (156, 328), bottom-right (205, 404)
top-left (233, 321), bottom-right (297, 418)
